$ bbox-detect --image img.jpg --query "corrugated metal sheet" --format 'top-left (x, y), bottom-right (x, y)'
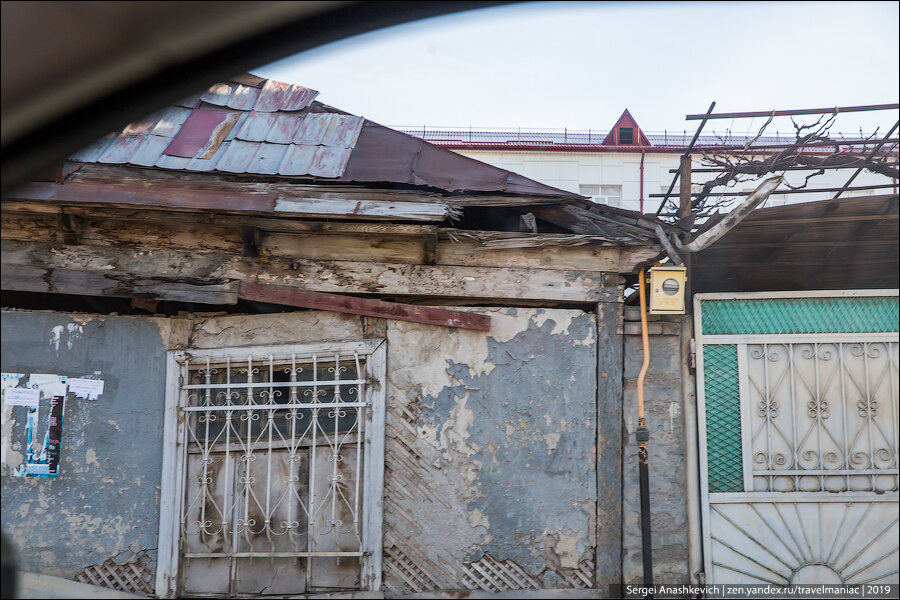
top-left (69, 76), bottom-right (583, 199)
top-left (73, 78), bottom-right (363, 179)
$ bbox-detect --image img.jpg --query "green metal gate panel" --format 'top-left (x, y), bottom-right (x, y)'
top-left (702, 345), bottom-right (743, 493)
top-left (700, 296), bottom-right (899, 335)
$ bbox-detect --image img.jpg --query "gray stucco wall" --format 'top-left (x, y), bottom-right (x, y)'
top-left (383, 308), bottom-right (599, 593)
top-left (1, 307), bottom-right (612, 595)
top-left (1, 311), bottom-right (167, 580)
top-left (622, 316), bottom-right (690, 585)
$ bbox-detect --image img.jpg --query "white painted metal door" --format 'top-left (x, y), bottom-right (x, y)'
top-left (695, 291), bottom-right (899, 585)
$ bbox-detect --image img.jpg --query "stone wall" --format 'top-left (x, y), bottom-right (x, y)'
top-left (622, 312), bottom-right (692, 585)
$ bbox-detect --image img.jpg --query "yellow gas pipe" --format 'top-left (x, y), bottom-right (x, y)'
top-left (637, 268), bottom-right (650, 428)
top-left (636, 268), bottom-right (654, 590)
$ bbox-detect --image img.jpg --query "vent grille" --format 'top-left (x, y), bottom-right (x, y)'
top-left (73, 552), bottom-right (153, 595)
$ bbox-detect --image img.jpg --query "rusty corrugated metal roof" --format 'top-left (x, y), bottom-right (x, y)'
top-left (68, 76), bottom-right (582, 199)
top-left (70, 78), bottom-right (363, 179)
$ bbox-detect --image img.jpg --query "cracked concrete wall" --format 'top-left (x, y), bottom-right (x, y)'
top-left (622, 317), bottom-right (690, 585)
top-left (383, 308), bottom-right (598, 592)
top-left (1, 310), bottom-right (167, 579)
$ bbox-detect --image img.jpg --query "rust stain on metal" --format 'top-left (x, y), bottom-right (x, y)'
top-left (163, 106), bottom-right (232, 158)
top-left (63, 75), bottom-right (581, 193)
top-left (199, 112), bottom-right (240, 160)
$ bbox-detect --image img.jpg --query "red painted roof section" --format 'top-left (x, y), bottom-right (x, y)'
top-left (163, 106), bottom-right (233, 158)
top-left (601, 109), bottom-right (652, 146)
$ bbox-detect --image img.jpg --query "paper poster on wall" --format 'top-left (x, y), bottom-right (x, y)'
top-left (9, 374), bottom-right (68, 477)
top-left (68, 378), bottom-right (105, 400)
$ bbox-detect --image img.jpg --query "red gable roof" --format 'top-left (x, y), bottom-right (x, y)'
top-left (601, 109), bottom-right (651, 146)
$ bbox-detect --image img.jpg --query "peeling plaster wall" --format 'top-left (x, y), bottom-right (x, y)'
top-left (1, 310), bottom-right (167, 580)
top-left (1, 307), bottom-right (607, 593)
top-left (383, 308), bottom-right (598, 593)
top-left (622, 318), bottom-right (690, 585)
top-left (187, 311), bottom-right (366, 348)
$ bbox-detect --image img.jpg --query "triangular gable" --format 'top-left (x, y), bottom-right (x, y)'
top-left (601, 109), bottom-right (651, 146)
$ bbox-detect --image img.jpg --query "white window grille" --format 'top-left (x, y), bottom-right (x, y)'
top-left (744, 340), bottom-right (898, 493)
top-left (156, 341), bottom-right (386, 597)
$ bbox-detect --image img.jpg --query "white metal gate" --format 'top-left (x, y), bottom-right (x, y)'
top-left (695, 291), bottom-right (899, 585)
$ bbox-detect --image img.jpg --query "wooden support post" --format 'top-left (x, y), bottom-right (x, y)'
top-left (679, 155), bottom-right (692, 220)
top-left (422, 231), bottom-right (438, 265)
top-left (679, 155), bottom-right (693, 301)
top-left (241, 226), bottom-right (261, 258)
top-left (56, 212), bottom-right (81, 245)
top-left (595, 299), bottom-right (624, 587)
top-left (2, 239), bottom-right (617, 303)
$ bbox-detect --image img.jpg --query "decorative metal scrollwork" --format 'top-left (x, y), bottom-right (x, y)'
top-left (746, 342), bottom-right (898, 493)
top-left (180, 350), bottom-right (370, 585)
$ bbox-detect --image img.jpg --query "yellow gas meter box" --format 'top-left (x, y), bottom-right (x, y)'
top-left (649, 266), bottom-right (687, 314)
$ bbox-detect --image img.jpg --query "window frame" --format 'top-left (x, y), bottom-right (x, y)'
top-left (155, 339), bottom-right (386, 598)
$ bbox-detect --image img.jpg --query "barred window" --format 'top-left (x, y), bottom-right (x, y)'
top-left (157, 341), bottom-right (386, 597)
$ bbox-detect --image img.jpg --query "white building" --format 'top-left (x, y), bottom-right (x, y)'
top-left (401, 109), bottom-right (896, 215)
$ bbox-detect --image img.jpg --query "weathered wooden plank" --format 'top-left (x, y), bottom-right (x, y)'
top-left (85, 218), bottom-right (245, 254)
top-left (7, 182), bottom-right (276, 212)
top-left (68, 164), bottom-right (572, 208)
top-left (262, 230), bottom-right (622, 271)
top-left (5, 182), bottom-right (454, 223)
top-left (2, 264), bottom-right (239, 304)
top-left (2, 202), bottom-right (438, 235)
top-left (1, 212), bottom-right (59, 243)
top-left (239, 282), bottom-right (491, 331)
top-left (1, 207), bottom-right (628, 272)
top-left (437, 235), bottom-right (620, 272)
top-left (531, 205), bottom-right (638, 241)
top-left (595, 300), bottom-right (623, 587)
top-left (2, 211), bottom-right (245, 254)
top-left (2, 240), bottom-right (615, 302)
top-left (618, 246), bottom-right (663, 274)
top-left (444, 195), bottom-right (569, 207)
top-left (444, 230), bottom-right (616, 248)
top-left (262, 232), bottom-right (424, 264)
top-left (273, 197), bottom-right (454, 221)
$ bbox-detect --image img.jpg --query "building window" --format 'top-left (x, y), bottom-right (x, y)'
top-left (579, 184), bottom-right (600, 199)
top-left (580, 184), bottom-right (622, 207)
top-left (157, 341), bottom-right (386, 597)
top-left (618, 127), bottom-right (634, 145)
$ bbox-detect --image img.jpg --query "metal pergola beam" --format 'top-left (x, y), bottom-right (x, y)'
top-left (655, 101), bottom-right (716, 216)
top-left (649, 183), bottom-right (898, 198)
top-left (686, 103), bottom-right (900, 120)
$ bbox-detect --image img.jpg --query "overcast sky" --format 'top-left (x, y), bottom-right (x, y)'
top-left (252, 1), bottom-right (899, 135)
